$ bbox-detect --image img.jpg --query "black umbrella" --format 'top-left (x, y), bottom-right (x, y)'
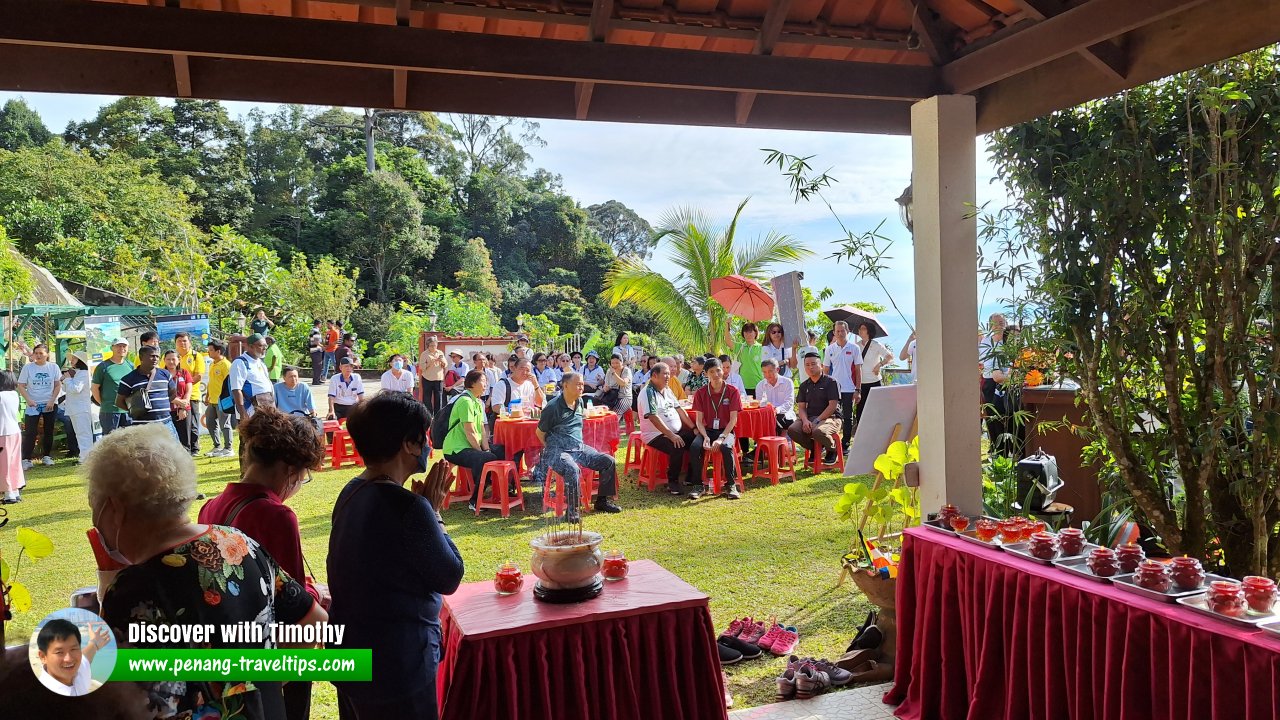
top-left (824, 306), bottom-right (888, 339)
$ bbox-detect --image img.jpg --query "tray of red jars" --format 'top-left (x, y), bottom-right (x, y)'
top-left (1053, 555), bottom-right (1118, 582)
top-left (1176, 577), bottom-right (1279, 626)
top-left (1004, 532), bottom-right (1101, 566)
top-left (923, 509), bottom-right (998, 536)
top-left (1112, 558), bottom-right (1233, 603)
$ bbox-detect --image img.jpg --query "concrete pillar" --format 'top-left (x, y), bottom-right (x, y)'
top-left (911, 95), bottom-right (982, 516)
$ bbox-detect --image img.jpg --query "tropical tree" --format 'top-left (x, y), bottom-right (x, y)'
top-left (602, 198), bottom-right (811, 354)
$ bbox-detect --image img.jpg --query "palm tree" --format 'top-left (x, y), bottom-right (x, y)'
top-left (603, 198), bottom-right (812, 354)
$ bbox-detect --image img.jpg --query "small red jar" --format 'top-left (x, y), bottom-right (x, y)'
top-left (1241, 576), bottom-right (1277, 614)
top-left (998, 519), bottom-right (1024, 544)
top-left (1058, 528), bottom-right (1086, 556)
top-left (975, 519), bottom-right (999, 542)
top-left (1208, 580), bottom-right (1247, 618)
top-left (494, 561), bottom-right (524, 595)
top-left (1116, 543), bottom-right (1146, 574)
top-left (948, 514), bottom-right (971, 532)
top-left (1169, 556), bottom-right (1205, 591)
top-left (602, 549), bottom-right (630, 581)
top-left (1028, 531), bottom-right (1058, 560)
top-left (1134, 559), bottom-right (1172, 593)
top-left (938, 504), bottom-right (960, 522)
top-left (1028, 519), bottom-right (1048, 536)
top-left (1087, 547), bottom-right (1119, 577)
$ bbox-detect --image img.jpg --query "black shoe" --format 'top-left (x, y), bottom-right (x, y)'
top-left (718, 642), bottom-right (743, 665)
top-left (508, 485), bottom-right (520, 499)
top-left (195, 493), bottom-right (207, 500)
top-left (823, 450), bottom-right (838, 465)
top-left (846, 610), bottom-right (878, 652)
top-left (467, 502), bottom-right (477, 513)
top-left (725, 486), bottom-right (741, 500)
top-left (667, 482), bottom-right (684, 496)
top-left (718, 636), bottom-right (763, 660)
top-left (851, 625), bottom-right (883, 651)
top-left (688, 486), bottom-right (705, 500)
top-left (594, 498), bottom-right (622, 513)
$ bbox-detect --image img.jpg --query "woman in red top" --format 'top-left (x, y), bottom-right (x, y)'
top-left (163, 350), bottom-right (196, 456)
top-left (198, 406), bottom-right (327, 720)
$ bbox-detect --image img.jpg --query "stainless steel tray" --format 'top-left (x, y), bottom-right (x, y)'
top-left (1052, 555), bottom-right (1117, 582)
top-left (1176, 593), bottom-right (1280, 627)
top-left (1004, 540), bottom-right (1103, 566)
top-left (955, 528), bottom-right (1005, 550)
top-left (1258, 619), bottom-right (1280, 638)
top-left (1112, 572), bottom-right (1233, 603)
top-left (922, 515), bottom-right (991, 535)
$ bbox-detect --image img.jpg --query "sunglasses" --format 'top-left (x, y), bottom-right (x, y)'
top-left (770, 329), bottom-right (783, 334)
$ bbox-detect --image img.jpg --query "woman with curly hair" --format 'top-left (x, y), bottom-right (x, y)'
top-left (90, 423), bottom-right (328, 720)
top-left (198, 406), bottom-right (327, 719)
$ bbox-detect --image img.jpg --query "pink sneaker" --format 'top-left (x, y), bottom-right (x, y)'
top-left (755, 623), bottom-right (786, 652)
top-left (720, 617), bottom-right (747, 639)
top-left (769, 626), bottom-right (799, 656)
top-left (740, 619), bottom-right (768, 645)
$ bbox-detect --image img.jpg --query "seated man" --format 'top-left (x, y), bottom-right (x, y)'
top-left (755, 358), bottom-right (796, 434)
top-left (689, 358), bottom-right (742, 500)
top-left (788, 352), bottom-right (843, 465)
top-left (490, 359), bottom-right (545, 417)
top-left (533, 372), bottom-right (622, 521)
top-left (637, 362), bottom-right (697, 496)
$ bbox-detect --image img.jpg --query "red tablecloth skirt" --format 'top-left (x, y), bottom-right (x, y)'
top-left (437, 560), bottom-right (727, 720)
top-left (736, 404), bottom-right (777, 440)
top-left (886, 527), bottom-right (1280, 720)
top-left (493, 412), bottom-right (620, 468)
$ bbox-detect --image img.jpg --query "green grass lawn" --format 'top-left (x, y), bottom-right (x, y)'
top-left (2, 438), bottom-right (877, 713)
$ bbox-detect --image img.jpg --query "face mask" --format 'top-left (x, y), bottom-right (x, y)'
top-left (392, 360), bottom-right (404, 370)
top-left (415, 440), bottom-right (430, 475)
top-left (95, 503), bottom-right (132, 566)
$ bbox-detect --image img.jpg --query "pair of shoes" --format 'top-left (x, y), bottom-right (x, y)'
top-left (736, 617), bottom-right (768, 644)
top-left (725, 486), bottom-right (741, 500)
top-left (667, 482), bottom-right (683, 496)
top-left (718, 635), bottom-right (762, 660)
top-left (688, 485), bottom-right (706, 500)
top-left (720, 616), bottom-right (748, 639)
top-left (794, 661), bottom-right (832, 699)
top-left (797, 655), bottom-right (854, 686)
top-left (1, 495), bottom-right (20, 504)
top-left (822, 449), bottom-right (838, 465)
top-left (206, 448), bottom-right (222, 457)
top-left (594, 498), bottom-right (622, 513)
top-left (21, 459), bottom-right (32, 471)
top-left (758, 624), bottom-right (799, 655)
top-left (41, 456), bottom-right (54, 466)
top-left (718, 641), bottom-right (742, 665)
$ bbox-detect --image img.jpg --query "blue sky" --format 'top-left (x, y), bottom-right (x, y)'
top-left (2, 91), bottom-right (1016, 354)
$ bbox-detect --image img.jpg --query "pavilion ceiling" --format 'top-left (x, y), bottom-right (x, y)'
top-left (0, 0), bottom-right (1276, 133)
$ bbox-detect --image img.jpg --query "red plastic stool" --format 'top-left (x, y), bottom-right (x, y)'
top-left (752, 436), bottom-right (797, 485)
top-left (698, 446), bottom-right (744, 495)
top-left (441, 462), bottom-right (473, 510)
top-left (804, 442), bottom-right (846, 474)
top-left (623, 431), bottom-right (645, 478)
top-left (623, 409), bottom-right (637, 435)
top-left (330, 428), bottom-right (364, 469)
top-left (579, 468), bottom-right (600, 509)
top-left (637, 448), bottom-right (669, 491)
top-left (475, 461), bottom-right (524, 517)
top-left (544, 467), bottom-right (599, 513)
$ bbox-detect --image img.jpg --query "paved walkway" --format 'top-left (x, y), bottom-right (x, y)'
top-left (728, 684), bottom-right (896, 720)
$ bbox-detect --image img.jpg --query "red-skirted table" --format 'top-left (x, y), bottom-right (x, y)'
top-left (885, 527), bottom-right (1280, 720)
top-left (437, 559), bottom-right (728, 720)
top-left (678, 404), bottom-right (777, 440)
top-left (493, 412), bottom-right (621, 469)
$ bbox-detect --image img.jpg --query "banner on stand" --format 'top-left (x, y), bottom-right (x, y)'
top-left (83, 316), bottom-right (123, 364)
top-left (156, 314), bottom-right (211, 346)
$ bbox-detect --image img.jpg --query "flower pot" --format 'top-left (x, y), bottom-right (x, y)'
top-left (530, 531), bottom-right (605, 603)
top-left (851, 571), bottom-right (898, 661)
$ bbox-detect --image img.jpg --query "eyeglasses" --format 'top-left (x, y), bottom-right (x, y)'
top-left (770, 329), bottom-right (783, 334)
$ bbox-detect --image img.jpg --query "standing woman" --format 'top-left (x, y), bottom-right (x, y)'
top-left (164, 350), bottom-right (195, 453)
top-left (328, 392), bottom-right (461, 718)
top-left (418, 336), bottom-right (446, 414)
top-left (612, 332), bottom-right (638, 369)
top-left (854, 323), bottom-right (892, 424)
top-left (62, 352), bottom-right (97, 461)
top-left (0, 371), bottom-right (25, 503)
top-left (761, 322), bottom-right (800, 378)
top-left (726, 323), bottom-right (765, 397)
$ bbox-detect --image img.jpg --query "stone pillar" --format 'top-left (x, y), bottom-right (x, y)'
top-left (911, 95), bottom-right (982, 516)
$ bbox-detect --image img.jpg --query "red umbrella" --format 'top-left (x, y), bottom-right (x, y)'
top-left (711, 275), bottom-right (775, 322)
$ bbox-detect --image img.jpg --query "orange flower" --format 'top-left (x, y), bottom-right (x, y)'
top-left (1024, 369), bottom-right (1045, 387)
top-left (216, 531), bottom-right (250, 566)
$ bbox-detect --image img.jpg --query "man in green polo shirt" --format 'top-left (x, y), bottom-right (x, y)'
top-left (264, 335), bottom-right (285, 382)
top-left (534, 372), bottom-right (622, 521)
top-left (91, 338), bottom-right (134, 436)
top-left (441, 370), bottom-right (509, 512)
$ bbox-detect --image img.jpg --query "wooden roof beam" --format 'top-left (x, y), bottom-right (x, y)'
top-left (1009, 0), bottom-right (1127, 82)
top-left (753, 0), bottom-right (792, 56)
top-left (588, 0), bottom-right (613, 42)
top-left (172, 52), bottom-right (191, 96)
top-left (0, 0), bottom-right (940, 101)
top-left (901, 0), bottom-right (953, 66)
top-left (943, 0), bottom-right (1210, 94)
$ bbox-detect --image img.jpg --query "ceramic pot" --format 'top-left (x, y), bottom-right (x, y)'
top-left (530, 531), bottom-right (604, 590)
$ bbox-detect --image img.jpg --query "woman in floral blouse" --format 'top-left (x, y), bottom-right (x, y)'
top-left (88, 424), bottom-right (328, 719)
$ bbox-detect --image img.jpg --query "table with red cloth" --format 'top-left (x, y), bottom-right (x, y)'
top-left (886, 526), bottom-right (1280, 720)
top-left (735, 403), bottom-right (777, 440)
top-left (492, 412), bottom-right (620, 469)
top-left (437, 559), bottom-right (728, 720)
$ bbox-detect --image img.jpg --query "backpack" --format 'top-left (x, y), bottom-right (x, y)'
top-left (497, 378), bottom-right (514, 411)
top-left (429, 393), bottom-right (463, 449)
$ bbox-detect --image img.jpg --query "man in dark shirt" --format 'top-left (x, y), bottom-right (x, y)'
top-left (789, 352), bottom-right (843, 464)
top-left (689, 357), bottom-right (742, 500)
top-left (534, 372), bottom-right (623, 521)
top-left (115, 345), bottom-right (179, 441)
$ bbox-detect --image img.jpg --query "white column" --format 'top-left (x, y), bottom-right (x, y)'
top-left (911, 95), bottom-right (982, 516)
